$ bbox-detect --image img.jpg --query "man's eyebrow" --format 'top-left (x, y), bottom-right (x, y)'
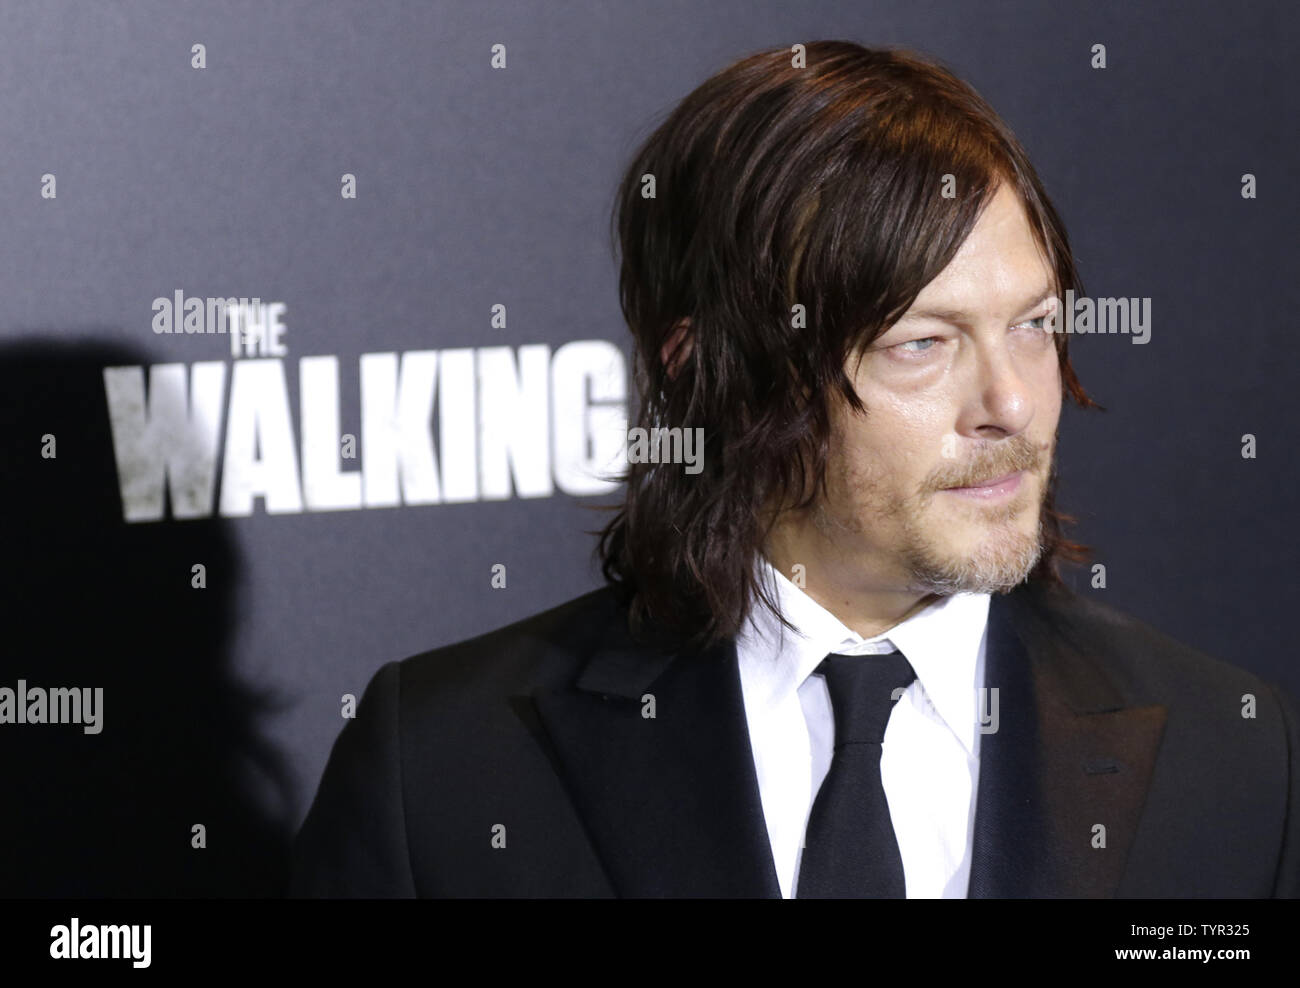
top-left (896, 287), bottom-right (1056, 324)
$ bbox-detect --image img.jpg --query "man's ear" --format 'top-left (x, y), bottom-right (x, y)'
top-left (660, 317), bottom-right (694, 380)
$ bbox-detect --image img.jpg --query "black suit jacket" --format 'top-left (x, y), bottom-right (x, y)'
top-left (290, 579), bottom-right (1300, 897)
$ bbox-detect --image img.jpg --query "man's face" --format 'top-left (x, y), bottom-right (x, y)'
top-left (803, 183), bottom-right (1063, 597)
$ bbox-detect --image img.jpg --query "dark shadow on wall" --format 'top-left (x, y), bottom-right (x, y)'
top-left (0, 337), bottom-right (293, 896)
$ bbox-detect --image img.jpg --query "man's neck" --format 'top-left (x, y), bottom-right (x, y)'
top-left (761, 541), bottom-right (938, 639)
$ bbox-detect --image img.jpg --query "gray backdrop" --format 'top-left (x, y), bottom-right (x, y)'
top-left (0, 0), bottom-right (1296, 895)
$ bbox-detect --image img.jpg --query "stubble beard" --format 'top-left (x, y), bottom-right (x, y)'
top-left (814, 434), bottom-right (1053, 597)
top-left (894, 489), bottom-right (1047, 595)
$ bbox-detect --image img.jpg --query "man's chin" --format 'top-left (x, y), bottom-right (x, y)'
top-left (900, 519), bottom-right (1045, 595)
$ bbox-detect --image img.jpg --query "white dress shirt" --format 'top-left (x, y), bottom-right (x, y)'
top-left (735, 555), bottom-right (990, 898)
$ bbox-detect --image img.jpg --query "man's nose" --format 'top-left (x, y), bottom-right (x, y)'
top-left (966, 346), bottom-right (1034, 438)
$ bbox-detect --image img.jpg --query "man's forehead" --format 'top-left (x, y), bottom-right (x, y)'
top-left (899, 195), bottom-right (1056, 324)
top-left (897, 279), bottom-right (1055, 324)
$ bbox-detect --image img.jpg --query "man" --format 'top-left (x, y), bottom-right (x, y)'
top-left (290, 41), bottom-right (1300, 898)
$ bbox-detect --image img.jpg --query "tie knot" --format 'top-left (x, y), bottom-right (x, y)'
top-left (815, 650), bottom-right (916, 746)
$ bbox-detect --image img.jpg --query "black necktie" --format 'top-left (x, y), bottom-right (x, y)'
top-left (796, 649), bottom-right (917, 898)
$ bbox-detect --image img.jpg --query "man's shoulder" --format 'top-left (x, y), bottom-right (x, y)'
top-left (1010, 578), bottom-right (1291, 710)
top-left (387, 584), bottom-right (632, 703)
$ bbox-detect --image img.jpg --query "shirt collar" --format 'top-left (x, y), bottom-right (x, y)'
top-left (737, 554), bottom-right (989, 756)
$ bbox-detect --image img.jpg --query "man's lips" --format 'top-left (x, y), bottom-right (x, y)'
top-left (941, 470), bottom-right (1024, 498)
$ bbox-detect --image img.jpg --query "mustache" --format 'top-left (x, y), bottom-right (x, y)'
top-left (929, 435), bottom-right (1046, 491)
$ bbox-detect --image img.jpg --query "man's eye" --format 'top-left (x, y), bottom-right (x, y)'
top-left (896, 337), bottom-right (939, 353)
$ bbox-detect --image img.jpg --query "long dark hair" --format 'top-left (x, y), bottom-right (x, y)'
top-left (595, 41), bottom-right (1097, 651)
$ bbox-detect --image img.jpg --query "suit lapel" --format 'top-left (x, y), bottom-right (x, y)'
top-left (968, 582), bottom-right (1167, 897)
top-left (533, 579), bottom-right (1167, 898)
top-left (533, 613), bottom-right (781, 897)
